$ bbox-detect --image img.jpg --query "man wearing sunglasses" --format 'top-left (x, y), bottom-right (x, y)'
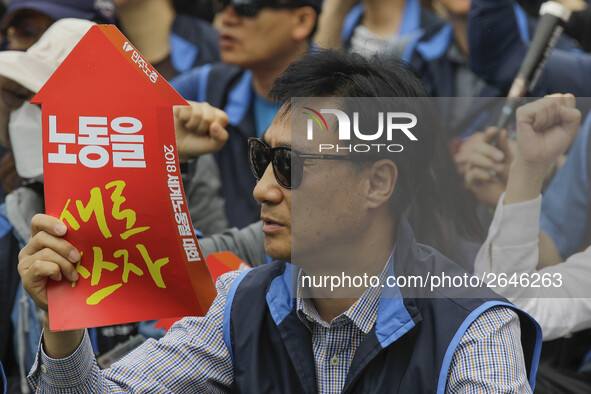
top-left (171, 0), bottom-right (320, 229)
top-left (21, 50), bottom-right (540, 392)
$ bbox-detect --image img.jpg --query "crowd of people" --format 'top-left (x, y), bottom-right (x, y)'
top-left (1, 0), bottom-right (591, 392)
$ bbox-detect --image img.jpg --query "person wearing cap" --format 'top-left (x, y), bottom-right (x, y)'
top-left (0, 0), bottom-right (115, 206)
top-left (0, 17), bottom-right (227, 392)
top-left (170, 0), bottom-right (320, 229)
top-left (0, 0), bottom-right (115, 50)
top-left (0, 19), bottom-right (98, 393)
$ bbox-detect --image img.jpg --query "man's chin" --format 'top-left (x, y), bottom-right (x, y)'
top-left (263, 239), bottom-right (290, 262)
top-left (220, 52), bottom-right (248, 68)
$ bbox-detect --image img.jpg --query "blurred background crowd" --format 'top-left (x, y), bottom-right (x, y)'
top-left (1, 0), bottom-right (591, 392)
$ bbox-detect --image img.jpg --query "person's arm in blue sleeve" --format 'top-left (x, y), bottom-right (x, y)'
top-left (540, 111), bottom-right (591, 259)
top-left (468, 0), bottom-right (591, 96)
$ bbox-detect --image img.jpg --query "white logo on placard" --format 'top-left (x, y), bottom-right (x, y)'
top-left (123, 41), bottom-right (133, 52)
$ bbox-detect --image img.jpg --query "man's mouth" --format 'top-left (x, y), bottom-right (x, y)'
top-left (261, 216), bottom-right (285, 233)
top-left (219, 33), bottom-right (237, 49)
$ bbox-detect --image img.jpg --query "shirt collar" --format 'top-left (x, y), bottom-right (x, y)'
top-left (295, 251), bottom-right (393, 335)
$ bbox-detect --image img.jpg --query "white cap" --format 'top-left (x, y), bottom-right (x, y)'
top-left (0, 18), bottom-right (95, 93)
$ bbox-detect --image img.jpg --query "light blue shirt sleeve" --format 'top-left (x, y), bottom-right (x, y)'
top-left (540, 111), bottom-right (591, 257)
top-left (27, 271), bottom-right (241, 393)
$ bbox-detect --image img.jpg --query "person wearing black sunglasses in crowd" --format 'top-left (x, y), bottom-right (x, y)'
top-left (20, 49), bottom-right (541, 393)
top-left (170, 0), bottom-right (321, 229)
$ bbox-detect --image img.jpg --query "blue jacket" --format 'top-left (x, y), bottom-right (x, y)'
top-left (1, 360), bottom-right (6, 394)
top-left (172, 64), bottom-right (258, 228)
top-left (406, 3), bottom-right (580, 138)
top-left (222, 218), bottom-right (542, 393)
top-left (0, 209), bottom-right (19, 367)
top-left (169, 14), bottom-right (220, 74)
top-left (0, 200), bottom-right (41, 393)
top-left (469, 0), bottom-right (591, 97)
top-left (340, 0), bottom-right (446, 51)
top-left (540, 111), bottom-right (591, 257)
top-left (340, 0), bottom-right (517, 137)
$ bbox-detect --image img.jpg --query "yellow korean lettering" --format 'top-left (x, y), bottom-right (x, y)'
top-left (59, 199), bottom-right (80, 230)
top-left (136, 244), bottom-right (169, 288)
top-left (90, 246), bottom-right (118, 286)
top-left (106, 180), bottom-right (149, 239)
top-left (114, 249), bottom-right (144, 283)
top-left (86, 283), bottom-right (123, 305)
top-left (76, 187), bottom-right (112, 239)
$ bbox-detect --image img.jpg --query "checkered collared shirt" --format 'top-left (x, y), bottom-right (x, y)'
top-left (29, 268), bottom-right (531, 393)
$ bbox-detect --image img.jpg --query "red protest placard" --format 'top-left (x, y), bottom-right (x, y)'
top-left (32, 25), bottom-right (217, 331)
top-left (205, 251), bottom-right (252, 282)
top-left (154, 252), bottom-right (252, 331)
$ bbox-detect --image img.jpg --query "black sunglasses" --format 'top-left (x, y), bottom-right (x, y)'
top-left (248, 137), bottom-right (353, 189)
top-left (215, 0), bottom-right (310, 17)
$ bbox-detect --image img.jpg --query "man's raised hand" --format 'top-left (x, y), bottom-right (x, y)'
top-left (514, 94), bottom-right (580, 171)
top-left (173, 101), bottom-right (230, 162)
top-left (505, 94), bottom-right (581, 204)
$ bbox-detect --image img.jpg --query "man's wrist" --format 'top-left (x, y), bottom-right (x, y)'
top-left (43, 313), bottom-right (85, 359)
top-left (504, 158), bottom-right (547, 205)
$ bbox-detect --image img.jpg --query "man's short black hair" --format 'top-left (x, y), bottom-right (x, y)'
top-left (271, 49), bottom-right (430, 99)
top-left (270, 49), bottom-right (439, 223)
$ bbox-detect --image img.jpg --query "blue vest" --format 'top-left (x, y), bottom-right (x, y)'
top-left (169, 14), bottom-right (220, 73)
top-left (222, 218), bottom-right (542, 393)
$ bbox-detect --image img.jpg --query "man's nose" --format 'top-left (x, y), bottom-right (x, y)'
top-left (253, 164), bottom-right (284, 205)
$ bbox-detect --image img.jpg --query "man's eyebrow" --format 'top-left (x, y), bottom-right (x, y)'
top-left (261, 130), bottom-right (292, 148)
top-left (261, 138), bottom-right (292, 148)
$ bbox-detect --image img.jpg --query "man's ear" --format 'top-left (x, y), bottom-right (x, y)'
top-left (365, 159), bottom-right (397, 209)
top-left (291, 6), bottom-right (317, 41)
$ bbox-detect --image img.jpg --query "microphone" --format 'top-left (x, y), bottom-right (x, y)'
top-left (493, 1), bottom-right (572, 144)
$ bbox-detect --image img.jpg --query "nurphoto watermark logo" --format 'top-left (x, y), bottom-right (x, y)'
top-left (303, 106), bottom-right (418, 153)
